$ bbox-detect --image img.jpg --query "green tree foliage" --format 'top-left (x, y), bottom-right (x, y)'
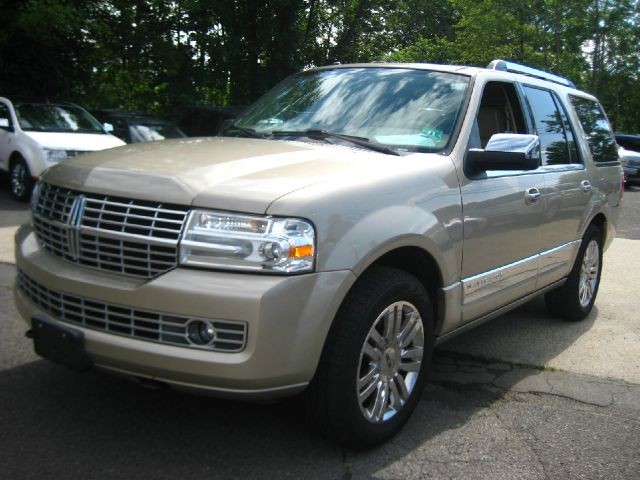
top-left (0, 0), bottom-right (637, 131)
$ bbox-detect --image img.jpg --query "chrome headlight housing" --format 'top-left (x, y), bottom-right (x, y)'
top-left (179, 210), bottom-right (316, 274)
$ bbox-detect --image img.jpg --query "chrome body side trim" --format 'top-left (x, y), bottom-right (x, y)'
top-left (537, 240), bottom-right (581, 288)
top-left (460, 240), bottom-right (580, 305)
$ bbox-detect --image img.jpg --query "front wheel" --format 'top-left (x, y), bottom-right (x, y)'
top-left (545, 225), bottom-right (603, 321)
top-left (9, 157), bottom-right (33, 202)
top-left (308, 267), bottom-right (434, 447)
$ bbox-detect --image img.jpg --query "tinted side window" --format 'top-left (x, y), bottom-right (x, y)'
top-left (111, 118), bottom-right (129, 142)
top-left (556, 97), bottom-right (580, 164)
top-left (570, 95), bottom-right (618, 163)
top-left (523, 86), bottom-right (574, 165)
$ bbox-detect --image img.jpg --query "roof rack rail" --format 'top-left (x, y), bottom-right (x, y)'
top-left (487, 59), bottom-right (576, 89)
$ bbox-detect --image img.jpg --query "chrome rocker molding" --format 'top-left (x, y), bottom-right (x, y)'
top-left (435, 279), bottom-right (566, 346)
top-left (436, 240), bottom-right (580, 341)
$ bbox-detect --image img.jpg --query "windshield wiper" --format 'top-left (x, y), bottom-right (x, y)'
top-left (219, 123), bottom-right (265, 139)
top-left (270, 129), bottom-right (400, 156)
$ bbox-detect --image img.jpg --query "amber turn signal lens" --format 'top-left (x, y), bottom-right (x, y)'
top-left (289, 244), bottom-right (314, 258)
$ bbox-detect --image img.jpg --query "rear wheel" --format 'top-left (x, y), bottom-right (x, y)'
top-left (9, 156), bottom-right (33, 202)
top-left (309, 267), bottom-right (434, 447)
top-left (545, 225), bottom-right (603, 321)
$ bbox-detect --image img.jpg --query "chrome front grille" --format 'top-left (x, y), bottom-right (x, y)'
top-left (18, 270), bottom-right (247, 352)
top-left (32, 182), bottom-right (190, 278)
top-left (82, 195), bottom-right (186, 240)
top-left (33, 183), bottom-right (77, 223)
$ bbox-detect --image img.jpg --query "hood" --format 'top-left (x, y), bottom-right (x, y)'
top-left (41, 136), bottom-right (410, 213)
top-left (24, 131), bottom-right (126, 150)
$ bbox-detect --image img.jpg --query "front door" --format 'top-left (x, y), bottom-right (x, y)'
top-left (460, 80), bottom-right (544, 322)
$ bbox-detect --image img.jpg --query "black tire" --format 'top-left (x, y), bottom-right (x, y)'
top-left (308, 266), bottom-right (434, 448)
top-left (9, 156), bottom-right (33, 202)
top-left (545, 225), bottom-right (603, 321)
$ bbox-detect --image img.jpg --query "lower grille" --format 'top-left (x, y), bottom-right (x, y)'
top-left (18, 270), bottom-right (247, 352)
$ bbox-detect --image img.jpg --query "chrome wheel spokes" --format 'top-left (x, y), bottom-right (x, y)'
top-left (578, 239), bottom-right (600, 308)
top-left (357, 301), bottom-right (424, 424)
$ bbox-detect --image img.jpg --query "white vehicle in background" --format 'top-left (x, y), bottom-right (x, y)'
top-left (0, 97), bottom-right (125, 201)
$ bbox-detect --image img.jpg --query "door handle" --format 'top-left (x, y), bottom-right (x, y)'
top-left (581, 180), bottom-right (592, 193)
top-left (525, 187), bottom-right (541, 205)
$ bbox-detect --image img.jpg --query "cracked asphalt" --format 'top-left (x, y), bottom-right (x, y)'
top-left (1, 175), bottom-right (639, 479)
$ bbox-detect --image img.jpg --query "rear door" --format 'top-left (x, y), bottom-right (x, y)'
top-left (519, 85), bottom-right (592, 287)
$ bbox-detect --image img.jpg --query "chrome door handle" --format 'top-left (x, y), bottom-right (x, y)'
top-left (525, 187), bottom-right (541, 205)
top-left (581, 180), bottom-right (593, 192)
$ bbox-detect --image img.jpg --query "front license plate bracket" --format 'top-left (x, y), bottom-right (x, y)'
top-left (31, 317), bottom-right (93, 371)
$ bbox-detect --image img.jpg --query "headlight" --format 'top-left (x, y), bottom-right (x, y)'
top-left (179, 210), bottom-right (316, 273)
top-left (43, 149), bottom-right (69, 162)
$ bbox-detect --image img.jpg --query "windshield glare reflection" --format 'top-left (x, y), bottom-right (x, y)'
top-left (237, 68), bottom-right (470, 152)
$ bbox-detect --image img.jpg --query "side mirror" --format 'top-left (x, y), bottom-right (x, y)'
top-left (467, 133), bottom-right (540, 173)
top-left (0, 118), bottom-right (13, 131)
top-left (103, 122), bottom-right (114, 133)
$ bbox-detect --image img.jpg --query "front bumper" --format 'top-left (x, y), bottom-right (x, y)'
top-left (15, 224), bottom-right (356, 399)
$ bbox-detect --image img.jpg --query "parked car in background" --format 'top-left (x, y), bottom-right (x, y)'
top-left (0, 97), bottom-right (125, 200)
top-left (615, 133), bottom-right (640, 153)
top-left (619, 146), bottom-right (640, 184)
top-left (92, 110), bottom-right (186, 144)
top-left (174, 105), bottom-right (245, 137)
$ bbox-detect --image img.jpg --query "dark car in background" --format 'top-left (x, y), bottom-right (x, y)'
top-left (173, 106), bottom-right (245, 137)
top-left (92, 110), bottom-right (186, 143)
top-left (615, 133), bottom-right (640, 152)
top-left (615, 134), bottom-right (640, 184)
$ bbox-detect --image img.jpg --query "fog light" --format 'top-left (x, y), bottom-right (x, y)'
top-left (186, 320), bottom-right (217, 346)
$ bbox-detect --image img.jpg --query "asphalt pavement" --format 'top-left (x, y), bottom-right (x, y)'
top-left (0, 175), bottom-right (639, 479)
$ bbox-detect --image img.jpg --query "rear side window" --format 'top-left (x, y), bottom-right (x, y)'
top-left (0, 103), bottom-right (12, 130)
top-left (523, 86), bottom-right (579, 165)
top-left (569, 96), bottom-right (618, 163)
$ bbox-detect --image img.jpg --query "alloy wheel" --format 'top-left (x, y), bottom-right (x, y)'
top-left (578, 239), bottom-right (600, 308)
top-left (357, 301), bottom-right (424, 424)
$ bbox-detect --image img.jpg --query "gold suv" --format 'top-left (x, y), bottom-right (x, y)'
top-left (15, 60), bottom-right (622, 447)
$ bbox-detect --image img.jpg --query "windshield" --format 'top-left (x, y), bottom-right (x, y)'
top-left (129, 121), bottom-right (185, 142)
top-left (236, 67), bottom-right (470, 152)
top-left (15, 103), bottom-right (105, 134)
